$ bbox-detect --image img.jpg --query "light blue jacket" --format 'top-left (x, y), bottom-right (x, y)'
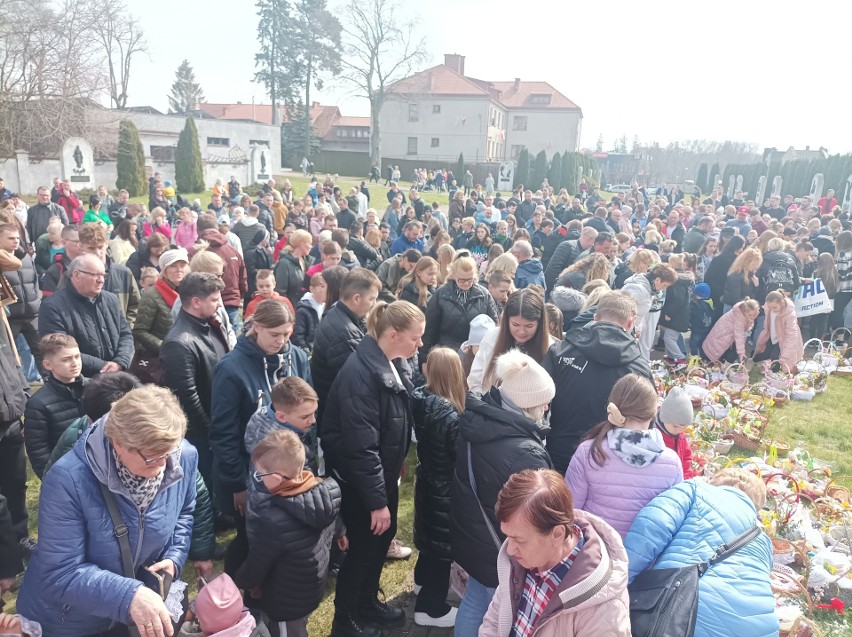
top-left (624, 480), bottom-right (778, 637)
top-left (17, 418), bottom-right (197, 636)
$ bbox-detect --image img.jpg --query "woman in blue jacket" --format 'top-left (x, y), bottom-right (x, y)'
top-left (210, 299), bottom-right (311, 575)
top-left (624, 468), bottom-right (778, 637)
top-left (17, 385), bottom-right (196, 637)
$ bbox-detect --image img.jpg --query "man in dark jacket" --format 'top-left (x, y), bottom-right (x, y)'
top-left (662, 210), bottom-right (687, 251)
top-left (160, 273), bottom-right (229, 497)
top-left (311, 268), bottom-right (380, 429)
top-left (41, 225), bottom-right (82, 296)
top-left (544, 226), bottom-right (598, 292)
top-left (38, 254), bottom-right (134, 377)
top-left (197, 216), bottom-right (248, 323)
top-left (681, 216), bottom-right (714, 254)
top-left (0, 224), bottom-right (41, 367)
top-left (26, 186), bottom-right (67, 244)
top-left (0, 492), bottom-right (22, 595)
top-left (516, 190), bottom-right (536, 225)
top-left (348, 222), bottom-right (381, 271)
top-left (543, 291), bottom-right (651, 474)
top-left (336, 197), bottom-right (357, 231)
top-left (375, 249), bottom-right (419, 302)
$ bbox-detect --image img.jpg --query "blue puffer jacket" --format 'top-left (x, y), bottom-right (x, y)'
top-left (17, 418), bottom-right (197, 637)
top-left (210, 335), bottom-right (311, 508)
top-left (624, 480), bottom-right (778, 637)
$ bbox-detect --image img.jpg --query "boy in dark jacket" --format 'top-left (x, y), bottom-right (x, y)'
top-left (23, 334), bottom-right (86, 478)
top-left (236, 429), bottom-right (343, 637)
top-left (244, 377), bottom-right (319, 474)
top-left (293, 273), bottom-right (326, 354)
top-left (689, 283), bottom-right (714, 359)
top-left (654, 386), bottom-right (695, 479)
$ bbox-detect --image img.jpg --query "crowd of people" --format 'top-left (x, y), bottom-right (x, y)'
top-left (0, 168), bottom-right (839, 637)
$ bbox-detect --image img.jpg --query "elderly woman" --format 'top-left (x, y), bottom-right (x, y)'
top-left (133, 249), bottom-right (189, 353)
top-left (17, 385), bottom-right (197, 637)
top-left (479, 469), bottom-right (631, 637)
top-left (625, 468), bottom-right (778, 637)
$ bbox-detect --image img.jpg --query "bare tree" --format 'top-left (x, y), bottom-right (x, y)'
top-left (87, 0), bottom-right (148, 109)
top-left (338, 0), bottom-right (427, 166)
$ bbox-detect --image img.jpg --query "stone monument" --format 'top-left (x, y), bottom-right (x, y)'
top-left (771, 176), bottom-right (783, 198)
top-left (497, 161), bottom-right (514, 191)
top-left (809, 173), bottom-right (825, 204)
top-left (727, 175), bottom-right (735, 198)
top-left (842, 174), bottom-right (852, 211)
top-left (251, 145), bottom-right (269, 182)
top-left (756, 175), bottom-right (767, 204)
top-left (62, 137), bottom-right (93, 185)
top-left (735, 175), bottom-right (743, 194)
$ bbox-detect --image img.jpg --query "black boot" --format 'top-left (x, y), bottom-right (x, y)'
top-left (360, 598), bottom-right (405, 627)
top-left (331, 611), bottom-right (383, 637)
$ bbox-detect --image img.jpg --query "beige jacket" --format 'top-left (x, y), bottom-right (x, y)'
top-left (0, 248), bottom-right (21, 362)
top-left (480, 510), bottom-right (631, 637)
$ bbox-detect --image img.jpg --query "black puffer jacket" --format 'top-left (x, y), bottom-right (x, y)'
top-left (412, 387), bottom-right (459, 560)
top-left (422, 281), bottom-right (498, 352)
top-left (0, 492), bottom-right (22, 580)
top-left (292, 296), bottom-right (321, 354)
top-left (349, 235), bottom-right (381, 271)
top-left (38, 286), bottom-right (134, 377)
top-left (450, 388), bottom-right (551, 588)
top-left (40, 252), bottom-right (70, 297)
top-left (310, 302), bottom-right (366, 423)
top-left (273, 250), bottom-right (307, 310)
top-left (544, 239), bottom-right (582, 292)
top-left (658, 271), bottom-right (695, 333)
top-left (23, 374), bottom-right (85, 478)
top-left (322, 336), bottom-right (413, 511)
top-left (188, 471), bottom-right (216, 561)
top-left (758, 249), bottom-right (801, 301)
top-left (542, 321), bottom-right (651, 475)
top-left (160, 310), bottom-right (231, 437)
top-left (5, 249), bottom-right (40, 322)
top-left (235, 477), bottom-right (341, 621)
top-left (245, 243), bottom-right (273, 301)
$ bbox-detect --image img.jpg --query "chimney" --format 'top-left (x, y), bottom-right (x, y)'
top-left (514, 77), bottom-right (521, 90)
top-left (444, 53), bottom-right (465, 76)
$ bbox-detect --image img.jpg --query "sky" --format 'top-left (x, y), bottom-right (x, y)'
top-left (128, 0), bottom-right (852, 153)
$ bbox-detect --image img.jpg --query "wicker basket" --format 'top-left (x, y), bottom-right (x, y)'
top-left (724, 361), bottom-right (749, 386)
top-left (765, 359), bottom-right (794, 390)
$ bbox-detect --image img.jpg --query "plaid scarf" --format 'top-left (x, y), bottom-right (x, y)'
top-left (511, 525), bottom-right (585, 637)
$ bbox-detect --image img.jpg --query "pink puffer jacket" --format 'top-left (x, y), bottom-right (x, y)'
top-left (565, 438), bottom-right (683, 538)
top-left (754, 298), bottom-right (804, 370)
top-left (480, 510), bottom-right (631, 637)
top-left (702, 301), bottom-right (755, 362)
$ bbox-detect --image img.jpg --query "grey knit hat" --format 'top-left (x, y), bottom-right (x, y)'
top-left (659, 386), bottom-right (693, 425)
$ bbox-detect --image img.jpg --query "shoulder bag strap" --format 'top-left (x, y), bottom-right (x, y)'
top-left (698, 525), bottom-right (762, 576)
top-left (467, 442), bottom-right (502, 550)
top-left (98, 481), bottom-right (134, 579)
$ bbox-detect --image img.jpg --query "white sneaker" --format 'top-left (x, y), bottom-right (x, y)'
top-left (413, 584), bottom-right (422, 595)
top-left (415, 607), bottom-right (458, 628)
top-left (386, 538), bottom-right (412, 559)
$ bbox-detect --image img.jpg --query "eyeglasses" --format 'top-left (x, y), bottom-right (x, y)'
top-left (136, 447), bottom-right (179, 465)
top-left (76, 270), bottom-right (105, 280)
top-left (455, 277), bottom-right (475, 284)
top-left (253, 469), bottom-right (293, 483)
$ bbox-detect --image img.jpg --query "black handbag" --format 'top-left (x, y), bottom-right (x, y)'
top-left (628, 525), bottom-right (762, 637)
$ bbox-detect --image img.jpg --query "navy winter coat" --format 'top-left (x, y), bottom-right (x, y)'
top-left (23, 374), bottom-right (85, 478)
top-left (210, 335), bottom-right (311, 506)
top-left (17, 420), bottom-right (196, 637)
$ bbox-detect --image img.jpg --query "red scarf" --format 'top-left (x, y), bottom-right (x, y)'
top-left (155, 278), bottom-right (179, 308)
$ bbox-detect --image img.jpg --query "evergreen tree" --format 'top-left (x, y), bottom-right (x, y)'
top-left (696, 163), bottom-right (709, 193)
top-left (709, 162), bottom-right (721, 190)
top-left (116, 119), bottom-right (145, 196)
top-left (564, 152), bottom-right (579, 192)
top-left (615, 135), bottom-right (628, 153)
top-left (168, 60), bottom-right (205, 114)
top-left (280, 102), bottom-right (320, 167)
top-left (595, 134), bottom-right (604, 153)
top-left (514, 148), bottom-right (530, 188)
top-left (530, 149), bottom-right (548, 190)
top-left (630, 135), bottom-right (641, 154)
top-left (561, 151), bottom-right (571, 193)
top-left (548, 152), bottom-right (562, 191)
top-left (255, 0), bottom-right (303, 125)
top-left (456, 153), bottom-right (465, 185)
top-left (175, 117), bottom-right (205, 193)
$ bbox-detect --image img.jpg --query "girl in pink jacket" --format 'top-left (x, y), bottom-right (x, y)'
top-left (702, 298), bottom-right (760, 363)
top-left (173, 208), bottom-right (198, 249)
top-left (754, 291), bottom-right (804, 370)
top-left (565, 373), bottom-right (683, 538)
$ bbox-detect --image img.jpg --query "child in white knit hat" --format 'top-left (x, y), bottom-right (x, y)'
top-left (653, 386), bottom-right (695, 479)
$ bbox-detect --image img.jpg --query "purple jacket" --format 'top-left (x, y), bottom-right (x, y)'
top-left (565, 439), bottom-right (683, 538)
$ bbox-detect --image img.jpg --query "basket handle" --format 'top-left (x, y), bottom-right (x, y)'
top-left (803, 337), bottom-right (826, 356)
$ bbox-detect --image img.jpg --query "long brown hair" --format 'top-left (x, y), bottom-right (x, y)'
top-left (484, 287), bottom-right (548, 388)
top-left (585, 373), bottom-right (658, 467)
top-left (424, 347), bottom-right (466, 413)
top-left (397, 256), bottom-right (438, 308)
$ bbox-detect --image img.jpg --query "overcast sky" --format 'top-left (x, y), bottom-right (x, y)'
top-left (130, 0), bottom-right (851, 153)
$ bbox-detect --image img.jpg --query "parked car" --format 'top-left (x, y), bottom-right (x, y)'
top-left (607, 184), bottom-right (632, 194)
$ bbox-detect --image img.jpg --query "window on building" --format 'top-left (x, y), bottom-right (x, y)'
top-left (511, 145), bottom-right (525, 159)
top-left (207, 137), bottom-right (229, 146)
top-left (408, 103), bottom-right (419, 122)
top-left (151, 145), bottom-right (176, 162)
top-left (249, 139), bottom-right (270, 146)
top-left (432, 104), bottom-right (441, 114)
top-left (336, 129), bottom-right (344, 137)
top-left (431, 137), bottom-right (440, 148)
top-left (512, 116), bottom-right (527, 131)
top-left (407, 137), bottom-right (418, 155)
top-left (529, 94), bottom-right (552, 105)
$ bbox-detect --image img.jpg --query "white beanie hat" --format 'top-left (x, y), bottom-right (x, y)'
top-left (496, 349), bottom-right (555, 409)
top-left (463, 314), bottom-right (496, 350)
top-left (659, 386), bottom-right (694, 425)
